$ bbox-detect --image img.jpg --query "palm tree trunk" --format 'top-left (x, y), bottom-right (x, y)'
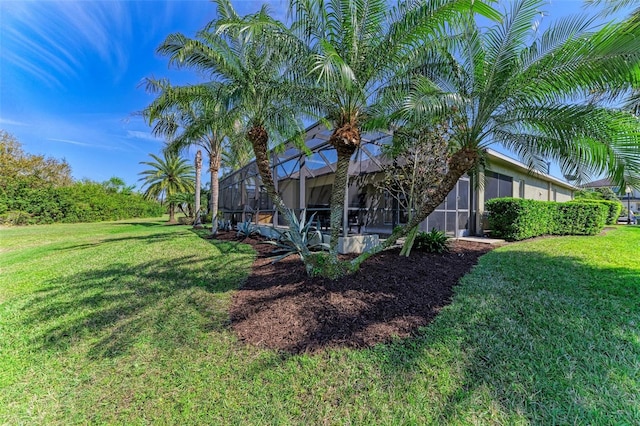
top-left (247, 125), bottom-right (312, 261)
top-left (328, 149), bottom-right (353, 256)
top-left (194, 150), bottom-right (202, 226)
top-left (328, 123), bottom-right (360, 258)
top-left (209, 150), bottom-right (221, 235)
top-left (168, 202), bottom-right (176, 223)
top-left (350, 146), bottom-right (479, 268)
top-left (247, 125), bottom-right (295, 224)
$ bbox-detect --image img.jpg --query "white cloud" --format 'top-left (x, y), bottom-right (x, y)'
top-left (0, 117), bottom-right (28, 126)
top-left (126, 130), bottom-right (164, 143)
top-left (48, 138), bottom-right (92, 147)
top-left (48, 138), bottom-right (118, 151)
top-left (1, 1), bottom-right (132, 86)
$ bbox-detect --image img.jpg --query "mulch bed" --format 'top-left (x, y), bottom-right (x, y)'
top-left (216, 231), bottom-right (494, 354)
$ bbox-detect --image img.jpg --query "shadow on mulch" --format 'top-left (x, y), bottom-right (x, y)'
top-left (213, 231), bottom-right (494, 354)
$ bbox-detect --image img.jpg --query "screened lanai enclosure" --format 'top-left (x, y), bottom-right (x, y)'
top-left (219, 122), bottom-right (472, 238)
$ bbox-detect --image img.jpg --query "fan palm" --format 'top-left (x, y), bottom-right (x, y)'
top-left (138, 151), bottom-right (195, 223)
top-left (352, 0), bottom-right (640, 266)
top-left (288, 0), bottom-right (500, 255)
top-left (142, 78), bottom-right (238, 233)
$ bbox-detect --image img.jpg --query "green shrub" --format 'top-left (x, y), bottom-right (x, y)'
top-left (414, 228), bottom-right (449, 254)
top-left (178, 216), bottom-right (194, 225)
top-left (263, 211), bottom-right (329, 276)
top-left (555, 202), bottom-right (608, 235)
top-left (1, 179), bottom-right (164, 225)
top-left (485, 198), bottom-right (556, 240)
top-left (0, 210), bottom-right (32, 226)
top-left (305, 252), bottom-right (354, 279)
top-left (486, 198), bottom-right (607, 241)
top-left (569, 199), bottom-right (621, 225)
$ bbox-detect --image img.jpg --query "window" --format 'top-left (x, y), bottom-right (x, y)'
top-left (383, 191), bottom-right (393, 224)
top-left (383, 190), bottom-right (407, 225)
top-left (258, 189), bottom-right (271, 210)
top-left (484, 171), bottom-right (513, 202)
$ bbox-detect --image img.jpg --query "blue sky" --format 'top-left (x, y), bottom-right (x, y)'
top-left (0, 0), bottom-right (630, 189)
top-left (0, 0), bottom-right (287, 188)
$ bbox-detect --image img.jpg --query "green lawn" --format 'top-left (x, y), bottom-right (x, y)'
top-left (1, 219), bottom-right (639, 424)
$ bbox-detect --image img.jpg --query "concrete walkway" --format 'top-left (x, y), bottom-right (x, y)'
top-left (454, 236), bottom-right (506, 245)
top-left (384, 235), bottom-right (506, 248)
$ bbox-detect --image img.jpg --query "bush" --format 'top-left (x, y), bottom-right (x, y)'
top-left (414, 228), bottom-right (449, 253)
top-left (569, 199), bottom-right (621, 225)
top-left (262, 211), bottom-right (329, 276)
top-left (485, 198), bottom-right (556, 240)
top-left (0, 210), bottom-right (32, 225)
top-left (0, 179), bottom-right (164, 225)
top-left (486, 198), bottom-right (607, 241)
top-left (305, 252), bottom-right (354, 279)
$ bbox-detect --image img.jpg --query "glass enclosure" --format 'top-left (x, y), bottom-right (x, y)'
top-left (218, 123), bottom-right (472, 236)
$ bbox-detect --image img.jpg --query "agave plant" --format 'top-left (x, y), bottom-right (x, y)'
top-left (263, 211), bottom-right (329, 266)
top-left (236, 221), bottom-right (259, 240)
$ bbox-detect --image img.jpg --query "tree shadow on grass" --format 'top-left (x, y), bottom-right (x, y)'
top-left (57, 232), bottom-right (180, 251)
top-left (189, 228), bottom-right (262, 256)
top-left (21, 248), bottom-right (253, 359)
top-left (364, 249), bottom-right (640, 424)
top-left (56, 226), bottom-right (257, 256)
top-left (110, 221), bottom-right (166, 227)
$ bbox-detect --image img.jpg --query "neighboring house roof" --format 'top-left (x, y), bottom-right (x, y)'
top-left (583, 178), bottom-right (615, 188)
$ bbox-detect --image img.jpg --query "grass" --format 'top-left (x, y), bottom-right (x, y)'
top-left (1, 219), bottom-right (639, 424)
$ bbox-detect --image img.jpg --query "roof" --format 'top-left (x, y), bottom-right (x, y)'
top-left (583, 178), bottom-right (614, 188)
top-left (485, 149), bottom-right (577, 190)
top-left (220, 121), bottom-right (577, 191)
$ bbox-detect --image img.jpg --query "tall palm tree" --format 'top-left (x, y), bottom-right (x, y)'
top-left (142, 79), bottom-right (237, 233)
top-left (156, 0), bottom-right (311, 230)
top-left (138, 151), bottom-right (195, 223)
top-left (221, 131), bottom-right (254, 174)
top-left (194, 149), bottom-right (202, 226)
top-left (288, 0), bottom-right (500, 256)
top-left (351, 0), bottom-right (640, 266)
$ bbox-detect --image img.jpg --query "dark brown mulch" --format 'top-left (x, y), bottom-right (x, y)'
top-left (217, 231), bottom-right (494, 354)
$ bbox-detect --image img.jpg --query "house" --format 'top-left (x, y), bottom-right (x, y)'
top-left (218, 122), bottom-right (576, 246)
top-left (583, 177), bottom-right (638, 217)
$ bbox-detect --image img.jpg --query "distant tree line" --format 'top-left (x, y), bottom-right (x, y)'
top-left (0, 130), bottom-right (164, 225)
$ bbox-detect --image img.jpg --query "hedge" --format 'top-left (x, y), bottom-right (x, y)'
top-left (0, 180), bottom-right (164, 225)
top-left (485, 198), bottom-right (608, 241)
top-left (568, 199), bottom-right (621, 225)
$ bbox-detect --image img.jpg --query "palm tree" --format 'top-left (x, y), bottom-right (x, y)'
top-left (221, 131), bottom-right (254, 175)
top-left (156, 0), bottom-right (311, 230)
top-left (288, 0), bottom-right (500, 256)
top-left (351, 0), bottom-right (640, 266)
top-left (194, 149), bottom-right (202, 226)
top-left (138, 151), bottom-right (195, 223)
top-left (142, 79), bottom-right (238, 234)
